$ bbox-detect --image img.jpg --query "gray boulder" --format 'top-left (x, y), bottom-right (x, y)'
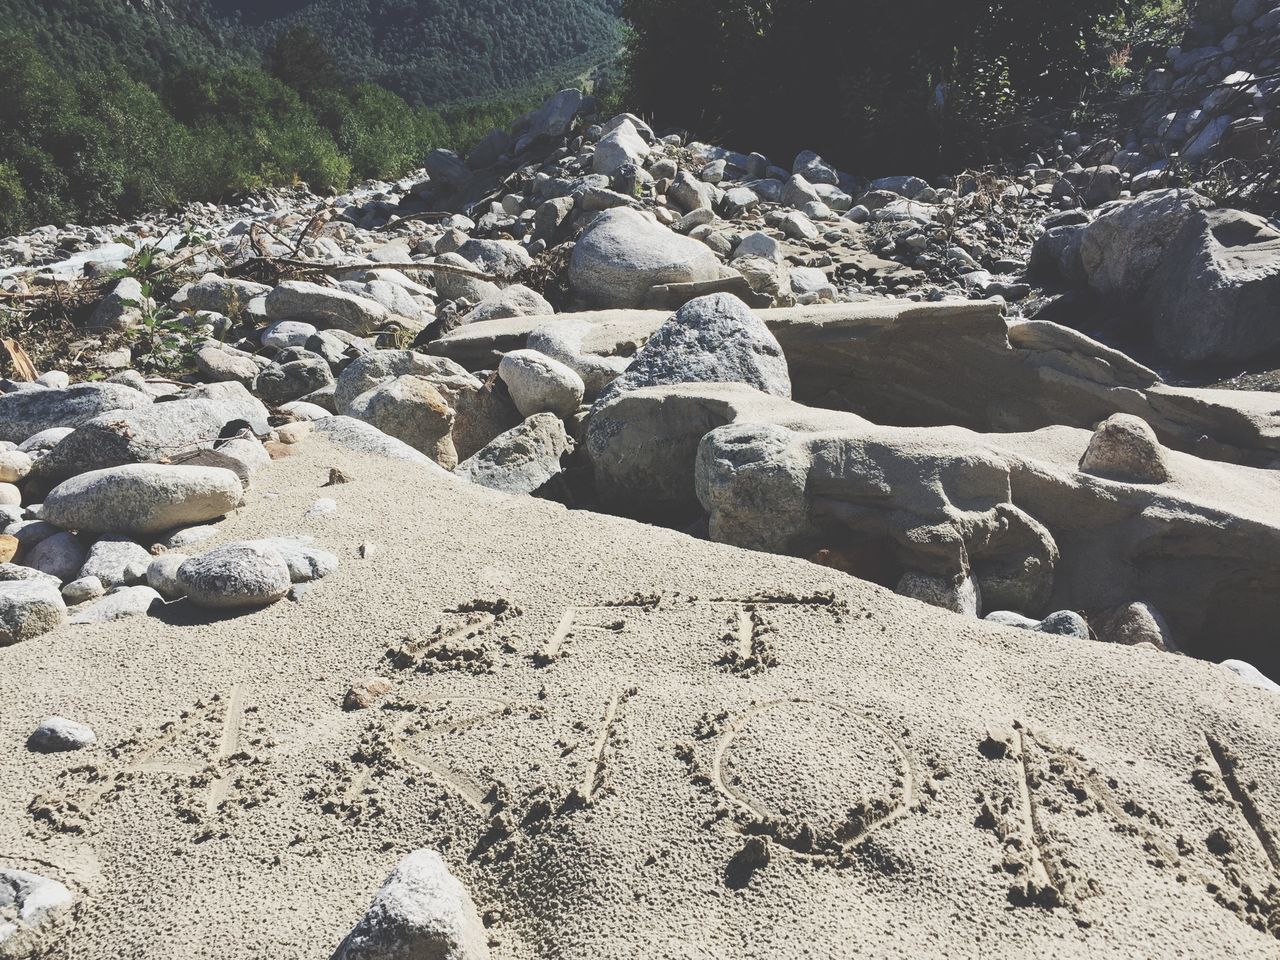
top-left (0, 383), bottom-right (152, 444)
top-left (77, 535), bottom-right (152, 588)
top-left (25, 531), bottom-right (87, 583)
top-left (455, 239), bottom-right (532, 279)
top-left (593, 120), bottom-right (649, 176)
top-left (244, 537), bottom-right (338, 583)
top-left (986, 609), bottom-right (1091, 640)
top-left (265, 281), bottom-right (390, 335)
top-left (177, 542), bottom-right (292, 609)
top-left (89, 276), bottom-right (150, 330)
top-left (0, 580), bottom-right (67, 645)
top-left (346, 376), bottom-right (458, 468)
top-left (195, 346), bottom-right (259, 387)
top-left (256, 357), bottom-right (336, 407)
top-left (1146, 208), bottom-right (1280, 363)
top-left (594, 293), bottom-right (791, 408)
top-left (456, 413), bottom-right (572, 495)
top-left (312, 418), bottom-right (455, 477)
top-left (62, 575), bottom-right (105, 605)
top-left (498, 350), bottom-right (585, 419)
top-left (1079, 414), bottom-right (1170, 483)
top-left (792, 150), bottom-right (839, 186)
top-left (182, 273), bottom-right (271, 316)
top-left (1077, 189), bottom-right (1213, 296)
top-left (146, 553), bottom-right (189, 600)
top-left (332, 849), bottom-right (489, 960)
top-left (461, 285), bottom-right (553, 325)
top-left (334, 351), bottom-right (475, 413)
top-left (512, 88), bottom-right (584, 145)
top-left (568, 208), bottom-right (723, 309)
top-left (42, 465), bottom-right (244, 536)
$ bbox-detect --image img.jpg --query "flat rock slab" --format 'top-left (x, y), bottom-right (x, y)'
top-left (0, 441), bottom-right (1277, 958)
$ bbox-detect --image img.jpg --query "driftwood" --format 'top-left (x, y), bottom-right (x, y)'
top-left (269, 257), bottom-right (498, 282)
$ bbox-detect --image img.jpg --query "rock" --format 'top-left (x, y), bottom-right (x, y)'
top-left (261, 320), bottom-right (319, 351)
top-left (732, 232), bottom-right (782, 263)
top-left (668, 170), bottom-right (715, 213)
top-left (0, 580), bottom-right (67, 645)
top-left (346, 376), bottom-right (457, 467)
top-left (512, 88), bottom-right (583, 144)
top-left (0, 484), bottom-right (18, 507)
top-left (1080, 414), bottom-right (1170, 483)
top-left (0, 383), bottom-right (152, 445)
top-left (0, 451), bottom-right (32, 483)
top-left (792, 150), bottom-right (838, 186)
top-left (344, 677), bottom-right (394, 711)
top-left (431, 253), bottom-right (502, 303)
top-left (25, 532), bottom-right (87, 582)
top-left (182, 273), bottom-right (271, 316)
top-left (68, 584), bottom-right (162, 624)
top-left (77, 535), bottom-right (152, 588)
top-left (61, 575), bottom-right (105, 605)
top-left (986, 609), bottom-right (1091, 640)
top-left (332, 849), bottom-right (489, 960)
top-left (17, 427), bottom-right (74, 456)
top-left (1222, 659), bottom-right (1280, 696)
top-left (1055, 165), bottom-right (1122, 207)
top-left (870, 175), bottom-right (930, 198)
top-left (527, 319), bottom-right (633, 397)
top-left (1145, 208), bottom-right (1280, 363)
top-left (27, 716), bottom-right (96, 752)
top-left (195, 346), bottom-right (259, 387)
top-left (177, 542), bottom-right (292, 609)
top-left (455, 239), bottom-right (532, 280)
top-left (898, 571), bottom-right (982, 617)
top-left (498, 350), bottom-right (585, 419)
top-left (594, 294), bottom-right (791, 408)
top-left (28, 387), bottom-right (269, 491)
top-left (461, 285), bottom-right (553, 325)
top-left (146, 553), bottom-right (189, 600)
top-left (256, 357), bottom-right (336, 406)
top-left (568, 209), bottom-right (721, 309)
top-left (89, 276), bottom-right (150, 330)
top-left (0, 868), bottom-right (75, 958)
top-left (455, 413), bottom-right (572, 495)
top-left (0, 534), bottom-right (16, 565)
top-left (1099, 601), bottom-right (1175, 651)
top-left (42, 465), bottom-right (244, 536)
top-left (0, 563), bottom-right (61, 586)
top-left (244, 537), bottom-right (338, 583)
top-left (780, 211), bottom-right (820, 242)
top-left (334, 351), bottom-right (475, 414)
top-left (265, 281), bottom-right (390, 336)
top-left (593, 120), bottom-right (649, 176)
top-left (311, 418), bottom-right (456, 476)
top-left (1077, 189), bottom-right (1214, 297)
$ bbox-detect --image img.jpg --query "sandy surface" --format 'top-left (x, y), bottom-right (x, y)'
top-left (2, 440), bottom-right (1278, 957)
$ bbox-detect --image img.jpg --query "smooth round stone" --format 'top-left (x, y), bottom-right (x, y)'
top-left (0, 449), bottom-right (33, 483)
top-left (61, 576), bottom-right (105, 605)
top-left (27, 716), bottom-right (96, 753)
top-left (177, 543), bottom-right (292, 609)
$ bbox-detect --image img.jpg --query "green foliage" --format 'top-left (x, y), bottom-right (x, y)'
top-left (622, 0), bottom-right (1135, 174)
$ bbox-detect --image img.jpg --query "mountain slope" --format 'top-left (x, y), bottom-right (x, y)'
top-left (1, 0), bottom-right (622, 104)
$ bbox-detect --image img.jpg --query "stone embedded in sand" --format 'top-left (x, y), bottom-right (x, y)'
top-left (455, 413), bottom-right (572, 495)
top-left (498, 349), bottom-right (585, 420)
top-left (0, 867), bottom-right (75, 957)
top-left (244, 537), bottom-right (339, 583)
top-left (898, 571), bottom-right (982, 617)
top-left (41, 465), bottom-right (245, 537)
top-left (594, 294), bottom-right (792, 409)
top-left (1222, 659), bottom-right (1280, 696)
top-left (1099, 601), bottom-right (1174, 651)
top-left (344, 677), bottom-right (394, 711)
top-left (69, 585), bottom-right (162, 625)
top-left (1079, 414), bottom-right (1170, 484)
top-left (27, 716), bottom-right (96, 753)
top-left (345, 376), bottom-right (458, 468)
top-left (177, 542), bottom-right (292, 610)
top-left (332, 849), bottom-right (489, 960)
top-left (61, 576), bottom-right (105, 605)
top-left (0, 580), bottom-right (67, 646)
top-left (986, 609), bottom-right (1091, 641)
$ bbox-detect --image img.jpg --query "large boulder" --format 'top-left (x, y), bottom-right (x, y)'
top-left (593, 293), bottom-right (791, 408)
top-left (334, 351), bottom-right (475, 414)
top-left (41, 465), bottom-right (245, 536)
top-left (461, 286), bottom-right (553, 325)
top-left (26, 387), bottom-right (269, 490)
top-left (498, 350), bottom-right (584, 419)
top-left (332, 849), bottom-right (489, 960)
top-left (346, 376), bottom-right (458, 468)
top-left (511, 88), bottom-right (584, 147)
top-left (312, 417), bottom-right (456, 477)
top-left (1145, 208), bottom-right (1280, 363)
top-left (182, 273), bottom-right (271, 316)
top-left (568, 209), bottom-right (721, 309)
top-left (592, 119), bottom-right (649, 177)
top-left (455, 413), bottom-right (572, 495)
top-left (1077, 189), bottom-right (1213, 297)
top-left (0, 383), bottom-right (152, 445)
top-left (265, 281), bottom-right (390, 336)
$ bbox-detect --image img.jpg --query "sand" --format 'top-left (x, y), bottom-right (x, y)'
top-left (1, 438), bottom-right (1278, 958)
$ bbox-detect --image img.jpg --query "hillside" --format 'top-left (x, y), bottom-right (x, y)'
top-left (0, 0), bottom-right (623, 105)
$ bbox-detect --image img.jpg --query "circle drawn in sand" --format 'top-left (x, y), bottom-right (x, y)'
top-left (711, 699), bottom-right (915, 856)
